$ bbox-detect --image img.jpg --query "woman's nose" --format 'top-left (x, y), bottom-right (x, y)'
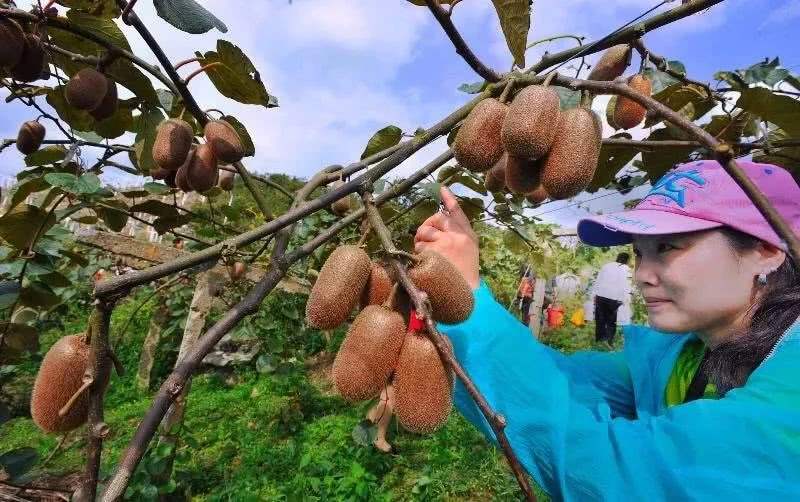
top-left (634, 257), bottom-right (658, 287)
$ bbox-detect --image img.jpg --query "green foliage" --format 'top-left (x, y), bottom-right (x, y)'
top-left (153, 0), bottom-right (228, 35)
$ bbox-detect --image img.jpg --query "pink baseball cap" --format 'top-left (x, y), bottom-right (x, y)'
top-left (577, 160), bottom-right (800, 250)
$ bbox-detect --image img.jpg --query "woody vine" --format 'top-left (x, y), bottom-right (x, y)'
top-left (1, 0), bottom-right (799, 500)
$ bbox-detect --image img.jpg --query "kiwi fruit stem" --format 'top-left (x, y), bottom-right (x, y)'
top-left (498, 78), bottom-right (515, 103)
top-left (58, 374), bottom-right (93, 417)
top-left (542, 72), bottom-right (557, 87)
top-left (579, 91), bottom-right (594, 109)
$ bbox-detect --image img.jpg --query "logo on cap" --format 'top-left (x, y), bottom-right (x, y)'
top-left (643, 169), bottom-right (706, 208)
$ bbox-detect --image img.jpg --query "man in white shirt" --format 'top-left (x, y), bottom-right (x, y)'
top-left (592, 252), bottom-right (632, 343)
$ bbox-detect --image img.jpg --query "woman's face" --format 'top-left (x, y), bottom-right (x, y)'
top-left (632, 230), bottom-right (762, 341)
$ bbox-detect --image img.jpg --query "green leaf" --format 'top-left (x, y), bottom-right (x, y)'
top-left (133, 107), bottom-right (167, 175)
top-left (785, 74), bottom-right (800, 92)
top-left (60, 0), bottom-right (120, 18)
top-left (25, 146), bottom-right (67, 167)
top-left (458, 81), bottom-right (489, 94)
top-left (143, 182), bottom-right (172, 195)
top-left (44, 172), bottom-right (79, 189)
top-left (360, 125), bottom-right (402, 160)
top-left (67, 10), bottom-right (132, 52)
top-left (43, 173), bottom-right (102, 194)
top-left (19, 282), bottom-right (61, 309)
top-left (9, 177), bottom-right (51, 210)
top-left (714, 70), bottom-right (747, 90)
top-left (490, 0), bottom-right (531, 68)
top-left (130, 200), bottom-right (179, 219)
top-left (736, 87), bottom-right (800, 137)
top-left (0, 281), bottom-right (21, 311)
top-left (0, 322), bottom-right (39, 354)
top-left (153, 0), bottom-right (228, 34)
top-left (196, 40), bottom-right (274, 108)
top-left (351, 419), bottom-right (377, 447)
top-left (47, 88), bottom-right (94, 131)
top-left (640, 128), bottom-right (696, 181)
top-left (153, 214), bottom-right (192, 234)
top-left (752, 128), bottom-right (800, 174)
top-left (73, 173), bottom-right (103, 194)
top-left (645, 83), bottom-right (715, 127)
top-left (121, 189), bottom-right (151, 198)
top-left (554, 86), bottom-right (581, 110)
top-left (0, 447), bottom-right (39, 480)
top-left (642, 60), bottom-right (686, 94)
top-left (590, 133), bottom-right (638, 192)
top-left (0, 205), bottom-right (56, 250)
top-left (95, 200), bottom-right (129, 231)
top-left (221, 115), bottom-right (256, 157)
top-left (703, 112), bottom-right (757, 142)
top-left (156, 89), bottom-right (176, 111)
top-left (743, 58), bottom-right (789, 87)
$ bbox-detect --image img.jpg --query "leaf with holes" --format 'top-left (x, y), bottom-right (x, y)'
top-left (491, 0), bottom-right (531, 68)
top-left (196, 40), bottom-right (274, 108)
top-left (361, 126), bottom-right (402, 160)
top-left (154, 0), bottom-right (228, 34)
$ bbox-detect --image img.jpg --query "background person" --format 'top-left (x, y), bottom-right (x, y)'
top-left (592, 252), bottom-right (632, 343)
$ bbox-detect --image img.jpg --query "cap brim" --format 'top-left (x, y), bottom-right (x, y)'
top-left (577, 209), bottom-right (723, 247)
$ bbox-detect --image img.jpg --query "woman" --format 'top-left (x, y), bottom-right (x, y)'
top-left (414, 160), bottom-right (800, 500)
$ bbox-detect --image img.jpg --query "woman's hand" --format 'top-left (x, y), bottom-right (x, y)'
top-left (414, 186), bottom-right (480, 290)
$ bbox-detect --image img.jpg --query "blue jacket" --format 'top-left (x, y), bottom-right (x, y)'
top-left (437, 282), bottom-right (800, 501)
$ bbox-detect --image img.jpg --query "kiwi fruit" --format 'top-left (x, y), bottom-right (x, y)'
top-left (229, 261), bottom-right (247, 281)
top-left (153, 119), bottom-right (194, 171)
top-left (30, 335), bottom-right (108, 433)
top-left (526, 185), bottom-right (548, 205)
top-left (587, 44), bottom-right (631, 81)
top-left (218, 168), bottom-right (235, 190)
top-left (330, 179), bottom-right (351, 216)
top-left (204, 120), bottom-right (244, 164)
top-left (408, 250), bottom-right (474, 324)
top-left (501, 85), bottom-right (561, 160)
top-left (89, 76), bottom-right (118, 121)
top-left (186, 143), bottom-right (218, 192)
top-left (453, 98), bottom-right (507, 173)
top-left (65, 68), bottom-right (108, 111)
top-left (393, 332), bottom-right (453, 433)
top-left (174, 148), bottom-right (195, 192)
top-left (16, 120), bottom-right (45, 155)
top-left (332, 305), bottom-right (406, 401)
top-left (613, 75), bottom-right (652, 130)
top-left (504, 153), bottom-right (542, 195)
top-left (306, 245), bottom-right (372, 329)
top-left (484, 156), bottom-right (506, 192)
top-left (360, 262), bottom-right (393, 309)
top-left (10, 34), bottom-right (46, 82)
top-left (540, 107), bottom-right (602, 200)
top-left (0, 18), bottom-right (25, 69)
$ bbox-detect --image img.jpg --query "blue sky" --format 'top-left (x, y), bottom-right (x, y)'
top-left (1, 0), bottom-right (798, 228)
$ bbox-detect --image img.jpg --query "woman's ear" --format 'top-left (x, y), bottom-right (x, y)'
top-left (753, 241), bottom-right (787, 276)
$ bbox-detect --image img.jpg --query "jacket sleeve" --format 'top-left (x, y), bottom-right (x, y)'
top-left (437, 282), bottom-right (800, 501)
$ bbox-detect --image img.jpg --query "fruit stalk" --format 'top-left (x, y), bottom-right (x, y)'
top-left (361, 194), bottom-right (537, 502)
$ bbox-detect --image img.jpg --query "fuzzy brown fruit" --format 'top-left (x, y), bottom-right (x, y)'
top-left (218, 168), bottom-right (236, 190)
top-left (306, 245), bottom-right (372, 329)
top-left (174, 148), bottom-right (195, 192)
top-left (204, 120), bottom-right (244, 164)
top-left (504, 153), bottom-right (542, 195)
top-left (10, 34), bottom-right (46, 82)
top-left (501, 85), bottom-right (561, 160)
top-left (484, 156), bottom-right (506, 192)
top-left (229, 261), bottom-right (247, 281)
top-left (613, 75), bottom-right (652, 130)
top-left (587, 44), bottom-right (631, 81)
top-left (393, 333), bottom-right (452, 434)
top-left (30, 335), bottom-right (108, 433)
top-left (360, 262), bottom-right (393, 309)
top-left (0, 18), bottom-right (25, 68)
top-left (540, 108), bottom-right (602, 200)
top-left (453, 98), bottom-right (507, 173)
top-left (153, 119), bottom-right (194, 171)
top-left (186, 143), bottom-right (218, 192)
top-left (16, 120), bottom-right (45, 155)
top-left (89, 76), bottom-right (119, 121)
top-left (330, 179), bottom-right (351, 216)
top-left (332, 305), bottom-right (406, 401)
top-left (526, 185), bottom-right (548, 205)
top-left (408, 250), bottom-right (474, 324)
top-left (65, 68), bottom-right (108, 111)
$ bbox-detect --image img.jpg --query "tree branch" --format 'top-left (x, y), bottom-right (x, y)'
top-left (423, 0), bottom-right (502, 83)
top-left (361, 193), bottom-right (536, 501)
top-left (601, 138), bottom-right (800, 151)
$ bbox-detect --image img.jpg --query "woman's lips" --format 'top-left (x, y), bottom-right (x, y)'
top-left (644, 297), bottom-right (671, 308)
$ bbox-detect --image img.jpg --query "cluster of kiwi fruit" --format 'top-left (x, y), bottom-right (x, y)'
top-left (65, 67), bottom-right (119, 121)
top-left (587, 44), bottom-right (652, 131)
top-left (306, 245), bottom-right (474, 433)
top-left (0, 17), bottom-right (47, 82)
top-left (150, 118), bottom-right (243, 193)
top-left (30, 334), bottom-right (109, 433)
top-left (454, 83), bottom-right (601, 201)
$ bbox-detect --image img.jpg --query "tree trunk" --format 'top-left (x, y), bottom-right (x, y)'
top-left (136, 301), bottom-right (168, 391)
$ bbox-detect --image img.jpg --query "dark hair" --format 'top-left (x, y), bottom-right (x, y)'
top-left (616, 252), bottom-right (630, 264)
top-left (704, 228), bottom-right (800, 395)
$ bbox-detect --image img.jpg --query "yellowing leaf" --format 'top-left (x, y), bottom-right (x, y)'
top-left (491, 0), bottom-right (530, 68)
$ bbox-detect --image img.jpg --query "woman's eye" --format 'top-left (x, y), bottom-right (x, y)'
top-left (657, 243), bottom-right (676, 253)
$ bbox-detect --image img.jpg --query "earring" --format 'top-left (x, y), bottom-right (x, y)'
top-left (757, 272), bottom-right (768, 286)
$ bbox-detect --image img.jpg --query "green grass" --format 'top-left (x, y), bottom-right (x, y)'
top-left (4, 291), bottom-right (634, 500)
